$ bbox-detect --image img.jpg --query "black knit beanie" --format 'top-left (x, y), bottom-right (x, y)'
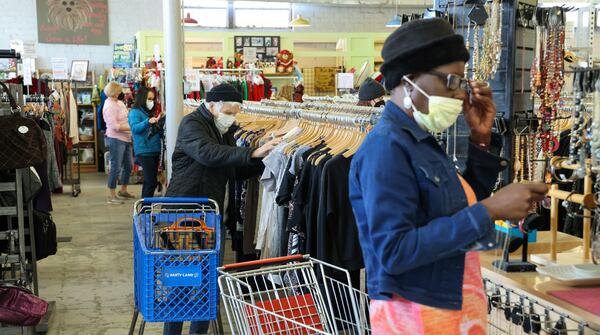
top-left (358, 78), bottom-right (386, 101)
top-left (205, 83), bottom-right (243, 103)
top-left (380, 18), bottom-right (470, 91)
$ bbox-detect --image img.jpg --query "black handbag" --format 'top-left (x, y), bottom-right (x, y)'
top-left (31, 210), bottom-right (57, 261)
top-left (0, 82), bottom-right (47, 171)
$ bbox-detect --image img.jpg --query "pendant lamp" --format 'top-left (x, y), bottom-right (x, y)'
top-left (385, 14), bottom-right (402, 28)
top-left (182, 13), bottom-right (198, 26)
top-left (386, 0), bottom-right (401, 28)
top-left (289, 15), bottom-right (311, 28)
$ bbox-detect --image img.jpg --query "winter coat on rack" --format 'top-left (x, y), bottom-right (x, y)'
top-left (165, 104), bottom-right (264, 233)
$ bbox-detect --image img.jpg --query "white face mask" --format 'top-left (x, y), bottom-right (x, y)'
top-left (146, 100), bottom-right (154, 111)
top-left (402, 76), bottom-right (464, 133)
top-left (215, 112), bottom-right (236, 135)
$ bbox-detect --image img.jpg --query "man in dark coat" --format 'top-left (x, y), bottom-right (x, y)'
top-left (164, 83), bottom-right (280, 335)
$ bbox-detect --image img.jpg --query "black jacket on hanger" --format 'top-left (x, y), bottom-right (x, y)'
top-left (166, 104), bottom-right (264, 233)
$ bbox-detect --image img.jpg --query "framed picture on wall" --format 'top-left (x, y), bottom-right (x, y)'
top-left (235, 36), bottom-right (243, 47)
top-left (251, 37), bottom-right (264, 47)
top-left (235, 47), bottom-right (244, 54)
top-left (265, 37), bottom-right (272, 47)
top-left (70, 60), bottom-right (89, 82)
top-left (266, 47), bottom-right (279, 57)
top-left (272, 37), bottom-right (280, 47)
top-left (243, 37), bottom-right (251, 46)
top-left (255, 47), bottom-right (266, 54)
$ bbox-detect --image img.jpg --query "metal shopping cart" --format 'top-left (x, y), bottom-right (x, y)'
top-left (218, 255), bottom-right (371, 335)
top-left (129, 197), bottom-right (222, 335)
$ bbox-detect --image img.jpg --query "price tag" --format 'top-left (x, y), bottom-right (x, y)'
top-left (22, 58), bottom-right (33, 86)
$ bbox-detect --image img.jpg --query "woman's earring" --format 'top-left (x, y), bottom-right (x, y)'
top-left (402, 85), bottom-right (413, 109)
top-left (403, 96), bottom-right (413, 109)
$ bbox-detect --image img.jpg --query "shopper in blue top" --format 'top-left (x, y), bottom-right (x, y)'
top-left (128, 87), bottom-right (163, 198)
top-left (349, 18), bottom-right (548, 322)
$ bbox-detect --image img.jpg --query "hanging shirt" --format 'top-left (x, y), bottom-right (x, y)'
top-left (68, 89), bottom-right (79, 145)
top-left (316, 155), bottom-right (363, 271)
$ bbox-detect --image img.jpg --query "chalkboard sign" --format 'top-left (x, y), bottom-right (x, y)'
top-left (113, 43), bottom-right (134, 68)
top-left (36, 0), bottom-right (109, 45)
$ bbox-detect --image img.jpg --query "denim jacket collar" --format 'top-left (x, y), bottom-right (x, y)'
top-left (384, 101), bottom-right (431, 142)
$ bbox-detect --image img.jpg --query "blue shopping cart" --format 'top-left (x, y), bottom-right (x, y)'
top-left (128, 198), bottom-right (222, 335)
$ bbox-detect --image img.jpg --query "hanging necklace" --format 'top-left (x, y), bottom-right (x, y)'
top-left (513, 134), bottom-right (522, 182)
top-left (472, 0), bottom-right (503, 82)
top-left (465, 21), bottom-right (471, 79)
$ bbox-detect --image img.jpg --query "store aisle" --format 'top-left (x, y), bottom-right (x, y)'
top-left (37, 173), bottom-right (187, 334)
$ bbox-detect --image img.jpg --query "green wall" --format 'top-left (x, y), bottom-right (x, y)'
top-left (136, 31), bottom-right (391, 72)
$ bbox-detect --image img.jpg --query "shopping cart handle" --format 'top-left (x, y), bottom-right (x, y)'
top-left (141, 197), bottom-right (212, 204)
top-left (221, 254), bottom-right (307, 271)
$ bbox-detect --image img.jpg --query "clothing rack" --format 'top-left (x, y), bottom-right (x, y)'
top-left (302, 95), bottom-right (358, 104)
top-left (242, 103), bottom-right (376, 129)
top-left (195, 68), bottom-right (261, 73)
top-left (0, 85), bottom-right (50, 334)
top-left (257, 99), bottom-right (384, 114)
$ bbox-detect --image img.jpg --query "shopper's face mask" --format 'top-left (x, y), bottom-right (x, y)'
top-left (213, 102), bottom-right (239, 135)
top-left (402, 76), bottom-right (463, 133)
top-left (146, 100), bottom-right (154, 111)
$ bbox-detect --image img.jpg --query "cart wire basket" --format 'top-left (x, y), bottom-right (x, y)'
top-left (132, 197), bottom-right (221, 324)
top-left (218, 255), bottom-right (370, 335)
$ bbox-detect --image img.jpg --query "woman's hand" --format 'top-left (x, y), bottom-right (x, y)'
top-left (463, 81), bottom-right (496, 146)
top-left (149, 117), bottom-right (158, 124)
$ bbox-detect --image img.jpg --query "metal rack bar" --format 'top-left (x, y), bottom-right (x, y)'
top-left (257, 99), bottom-right (383, 114)
top-left (242, 104), bottom-right (376, 129)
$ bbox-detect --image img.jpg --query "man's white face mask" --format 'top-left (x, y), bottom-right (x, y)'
top-left (213, 102), bottom-right (240, 135)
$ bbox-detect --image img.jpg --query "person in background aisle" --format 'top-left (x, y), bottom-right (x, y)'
top-left (164, 83), bottom-right (281, 335)
top-left (357, 77), bottom-right (386, 107)
top-left (349, 18), bottom-right (548, 334)
top-left (128, 87), bottom-right (163, 198)
top-left (103, 82), bottom-right (134, 204)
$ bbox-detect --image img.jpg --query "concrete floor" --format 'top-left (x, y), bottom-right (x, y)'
top-left (38, 173), bottom-right (224, 335)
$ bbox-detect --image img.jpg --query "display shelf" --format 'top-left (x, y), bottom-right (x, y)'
top-left (481, 249), bottom-right (600, 331)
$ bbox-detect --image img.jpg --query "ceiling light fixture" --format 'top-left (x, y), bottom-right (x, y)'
top-left (386, 0), bottom-right (401, 28)
top-left (290, 15), bottom-right (311, 28)
top-left (182, 13), bottom-right (198, 26)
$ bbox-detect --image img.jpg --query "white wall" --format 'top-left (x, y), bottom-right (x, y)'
top-left (0, 0), bottom-right (163, 71)
top-left (0, 1), bottom-right (423, 72)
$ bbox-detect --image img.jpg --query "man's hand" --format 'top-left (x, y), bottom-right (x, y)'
top-left (463, 81), bottom-right (496, 146)
top-left (251, 137), bottom-right (283, 158)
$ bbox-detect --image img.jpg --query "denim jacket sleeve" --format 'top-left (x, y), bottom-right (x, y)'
top-left (462, 133), bottom-right (508, 200)
top-left (352, 132), bottom-right (495, 275)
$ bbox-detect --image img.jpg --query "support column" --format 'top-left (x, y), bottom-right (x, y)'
top-left (163, 0), bottom-right (184, 181)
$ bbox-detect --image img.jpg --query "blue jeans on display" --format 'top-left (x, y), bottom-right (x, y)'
top-left (163, 223), bottom-right (227, 335)
top-left (107, 137), bottom-right (133, 189)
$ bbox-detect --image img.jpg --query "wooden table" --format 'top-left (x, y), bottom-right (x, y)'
top-left (480, 245), bottom-right (600, 331)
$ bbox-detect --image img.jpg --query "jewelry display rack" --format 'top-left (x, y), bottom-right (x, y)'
top-left (435, 0), bottom-right (518, 183)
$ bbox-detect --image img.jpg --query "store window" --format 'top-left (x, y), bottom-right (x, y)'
top-left (234, 1), bottom-right (291, 28)
top-left (183, 0), bottom-right (228, 28)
